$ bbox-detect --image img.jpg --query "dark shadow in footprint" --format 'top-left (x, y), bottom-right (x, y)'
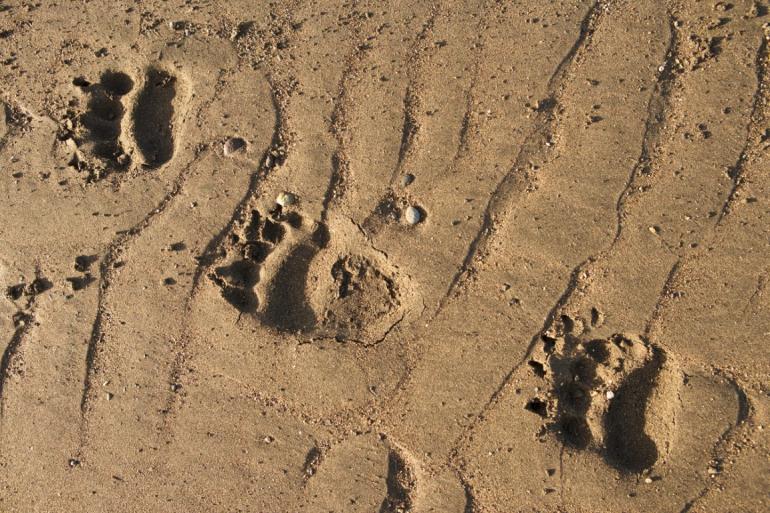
top-left (379, 449), bottom-right (414, 513)
top-left (100, 71), bottom-right (134, 96)
top-left (603, 349), bottom-right (663, 473)
top-left (66, 274), bottom-right (96, 292)
top-left (213, 260), bottom-right (259, 312)
top-left (559, 415), bottom-right (591, 450)
top-left (133, 67), bottom-right (176, 168)
top-left (72, 70), bottom-right (133, 178)
top-left (262, 242), bottom-right (318, 332)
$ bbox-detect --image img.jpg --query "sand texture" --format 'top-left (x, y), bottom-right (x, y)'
top-left (0, 0), bottom-right (769, 512)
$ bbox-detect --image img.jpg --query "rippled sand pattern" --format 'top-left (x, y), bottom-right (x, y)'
top-left (0, 1), bottom-right (768, 512)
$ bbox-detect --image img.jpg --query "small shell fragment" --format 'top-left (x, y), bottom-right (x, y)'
top-left (276, 191), bottom-right (297, 207)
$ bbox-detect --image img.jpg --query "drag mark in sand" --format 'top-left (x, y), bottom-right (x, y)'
top-left (389, 6), bottom-right (439, 186)
top-left (322, 9), bottom-right (374, 221)
top-left (441, 0), bottom-right (607, 311)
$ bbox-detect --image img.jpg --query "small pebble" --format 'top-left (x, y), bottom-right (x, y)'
top-left (401, 173), bottom-right (415, 187)
top-left (224, 137), bottom-right (247, 156)
top-left (404, 205), bottom-right (422, 225)
top-left (644, 477), bottom-right (653, 484)
top-left (605, 390), bottom-right (615, 400)
top-left (276, 191), bottom-right (297, 207)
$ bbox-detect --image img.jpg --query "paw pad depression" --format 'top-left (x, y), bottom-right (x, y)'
top-left (526, 328), bottom-right (671, 474)
top-left (60, 66), bottom-right (178, 181)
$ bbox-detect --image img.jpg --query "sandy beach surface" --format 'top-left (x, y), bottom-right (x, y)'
top-left (0, 0), bottom-right (768, 512)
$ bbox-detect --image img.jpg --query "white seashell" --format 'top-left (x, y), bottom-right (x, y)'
top-left (276, 191), bottom-right (297, 207)
top-left (404, 205), bottom-right (422, 225)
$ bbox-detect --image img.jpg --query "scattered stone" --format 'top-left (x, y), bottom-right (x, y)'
top-left (644, 477), bottom-right (653, 484)
top-left (170, 383), bottom-right (182, 392)
top-left (163, 277), bottom-right (176, 286)
top-left (401, 173), bottom-right (415, 187)
top-left (169, 242), bottom-right (186, 251)
top-left (68, 458), bottom-right (80, 468)
top-left (404, 205), bottom-right (422, 225)
top-left (223, 137), bottom-right (247, 156)
top-left (648, 225), bottom-right (660, 235)
top-left (276, 191), bottom-right (297, 207)
top-left (606, 390), bottom-right (615, 400)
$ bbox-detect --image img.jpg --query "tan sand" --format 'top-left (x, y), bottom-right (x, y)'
top-left (0, 0), bottom-right (768, 512)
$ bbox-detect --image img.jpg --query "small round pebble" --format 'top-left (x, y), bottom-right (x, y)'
top-left (605, 390), bottom-right (615, 400)
top-left (224, 137), bottom-right (247, 156)
top-left (404, 205), bottom-right (422, 225)
top-left (276, 191), bottom-right (297, 207)
top-left (401, 173), bottom-right (415, 187)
